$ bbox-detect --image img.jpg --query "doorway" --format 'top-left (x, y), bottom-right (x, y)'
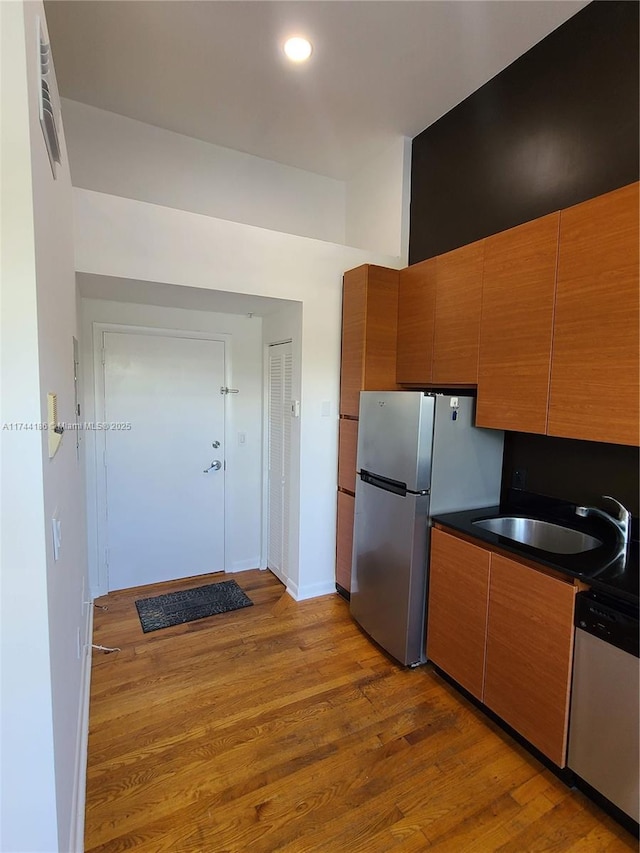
top-left (101, 330), bottom-right (226, 591)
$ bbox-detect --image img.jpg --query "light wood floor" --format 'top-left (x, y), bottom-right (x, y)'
top-left (86, 570), bottom-right (635, 852)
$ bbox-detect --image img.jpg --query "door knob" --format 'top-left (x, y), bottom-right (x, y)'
top-left (203, 460), bottom-right (222, 473)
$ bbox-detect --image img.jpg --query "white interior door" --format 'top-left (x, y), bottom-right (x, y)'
top-left (103, 331), bottom-right (226, 591)
top-left (267, 342), bottom-right (292, 585)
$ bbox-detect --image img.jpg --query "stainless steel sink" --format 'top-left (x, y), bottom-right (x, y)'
top-left (472, 516), bottom-right (603, 554)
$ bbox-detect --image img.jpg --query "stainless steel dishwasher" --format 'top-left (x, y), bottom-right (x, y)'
top-left (568, 590), bottom-right (639, 829)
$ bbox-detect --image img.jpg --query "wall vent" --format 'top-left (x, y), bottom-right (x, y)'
top-left (38, 18), bottom-right (61, 178)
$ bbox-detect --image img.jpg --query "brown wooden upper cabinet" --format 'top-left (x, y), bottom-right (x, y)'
top-left (396, 241), bottom-right (483, 385)
top-left (547, 182), bottom-right (639, 446)
top-left (396, 258), bottom-right (436, 384)
top-left (340, 265), bottom-right (400, 417)
top-left (394, 181), bottom-right (638, 444)
top-left (432, 240), bottom-right (484, 384)
top-left (476, 213), bottom-right (560, 434)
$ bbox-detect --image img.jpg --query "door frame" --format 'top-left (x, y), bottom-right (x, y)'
top-left (261, 339), bottom-right (293, 581)
top-left (90, 322), bottom-right (232, 596)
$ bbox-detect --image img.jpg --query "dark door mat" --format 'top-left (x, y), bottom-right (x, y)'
top-left (135, 579), bottom-right (253, 633)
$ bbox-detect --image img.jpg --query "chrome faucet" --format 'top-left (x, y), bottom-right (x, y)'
top-left (575, 496), bottom-right (631, 547)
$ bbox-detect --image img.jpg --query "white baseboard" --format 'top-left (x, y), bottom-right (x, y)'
top-left (285, 580), bottom-right (298, 600)
top-left (288, 579), bottom-right (336, 601)
top-left (227, 557), bottom-right (261, 573)
top-left (69, 602), bottom-right (94, 853)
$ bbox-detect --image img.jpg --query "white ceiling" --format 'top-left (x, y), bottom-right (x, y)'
top-left (45, 0), bottom-right (588, 181)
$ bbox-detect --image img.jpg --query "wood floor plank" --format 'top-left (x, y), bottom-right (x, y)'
top-left (85, 570), bottom-right (635, 852)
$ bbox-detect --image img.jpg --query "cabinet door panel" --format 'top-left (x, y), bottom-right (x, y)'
top-left (340, 266), bottom-right (368, 417)
top-left (432, 240), bottom-right (484, 384)
top-left (338, 418), bottom-right (358, 495)
top-left (362, 266), bottom-right (400, 392)
top-left (548, 182), bottom-right (639, 445)
top-left (484, 555), bottom-right (575, 767)
top-left (427, 528), bottom-right (490, 701)
top-left (477, 214), bottom-right (559, 433)
top-left (336, 491), bottom-right (355, 592)
top-left (396, 258), bottom-right (436, 384)
top-left (341, 266), bottom-right (399, 416)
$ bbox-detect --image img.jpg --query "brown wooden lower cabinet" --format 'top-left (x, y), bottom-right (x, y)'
top-left (484, 554), bottom-right (576, 767)
top-left (427, 527), bottom-right (576, 767)
top-left (336, 490), bottom-right (355, 593)
top-left (427, 529), bottom-right (490, 701)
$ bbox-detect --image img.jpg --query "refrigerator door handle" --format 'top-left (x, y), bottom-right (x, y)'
top-left (359, 469), bottom-right (431, 497)
top-left (359, 469), bottom-right (407, 495)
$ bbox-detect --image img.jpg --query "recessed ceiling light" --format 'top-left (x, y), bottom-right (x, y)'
top-left (283, 37), bottom-right (312, 63)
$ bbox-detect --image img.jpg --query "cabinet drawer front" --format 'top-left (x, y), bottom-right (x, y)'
top-left (336, 491), bottom-right (355, 592)
top-left (338, 418), bottom-right (358, 495)
top-left (484, 554), bottom-right (576, 766)
top-left (427, 528), bottom-right (490, 701)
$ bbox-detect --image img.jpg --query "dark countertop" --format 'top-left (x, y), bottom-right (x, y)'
top-left (433, 500), bottom-right (639, 606)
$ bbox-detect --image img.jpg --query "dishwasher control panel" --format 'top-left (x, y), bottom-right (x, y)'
top-left (575, 591), bottom-right (639, 658)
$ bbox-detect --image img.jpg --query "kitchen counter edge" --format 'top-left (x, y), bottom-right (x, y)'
top-left (432, 506), bottom-right (639, 605)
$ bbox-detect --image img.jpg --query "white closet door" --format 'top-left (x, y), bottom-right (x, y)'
top-left (268, 342), bottom-right (292, 584)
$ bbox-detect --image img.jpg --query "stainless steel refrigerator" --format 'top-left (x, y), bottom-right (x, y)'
top-left (350, 391), bottom-right (504, 666)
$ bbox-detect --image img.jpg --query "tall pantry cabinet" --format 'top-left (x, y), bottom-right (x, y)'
top-left (336, 265), bottom-right (400, 595)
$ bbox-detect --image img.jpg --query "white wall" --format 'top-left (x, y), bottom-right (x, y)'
top-left (61, 98), bottom-right (347, 245)
top-left (345, 135), bottom-right (412, 262)
top-left (81, 298), bottom-right (264, 596)
top-left (73, 189), bottom-right (401, 600)
top-left (61, 101), bottom-right (411, 600)
top-left (0, 3), bottom-right (88, 851)
top-left (59, 100), bottom-right (413, 259)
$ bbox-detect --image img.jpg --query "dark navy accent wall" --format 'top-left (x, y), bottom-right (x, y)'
top-left (409, 1), bottom-right (639, 263)
top-left (408, 1), bottom-right (639, 515)
top-left (501, 435), bottom-right (640, 517)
